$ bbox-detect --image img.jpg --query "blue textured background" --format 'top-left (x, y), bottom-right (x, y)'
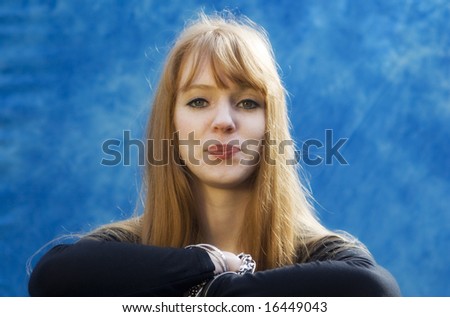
top-left (1, 0), bottom-right (449, 296)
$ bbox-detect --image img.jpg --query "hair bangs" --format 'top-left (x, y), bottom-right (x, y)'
top-left (177, 29), bottom-right (269, 96)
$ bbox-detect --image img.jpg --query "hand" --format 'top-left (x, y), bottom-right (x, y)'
top-left (186, 244), bottom-right (243, 274)
top-left (208, 250), bottom-right (242, 274)
top-left (222, 251), bottom-right (242, 272)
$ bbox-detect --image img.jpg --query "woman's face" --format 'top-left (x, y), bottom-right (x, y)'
top-left (174, 59), bottom-right (266, 190)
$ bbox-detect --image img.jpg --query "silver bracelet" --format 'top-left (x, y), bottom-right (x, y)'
top-left (185, 243), bottom-right (228, 273)
top-left (237, 253), bottom-right (256, 274)
top-left (185, 245), bottom-right (257, 297)
top-left (194, 253), bottom-right (257, 296)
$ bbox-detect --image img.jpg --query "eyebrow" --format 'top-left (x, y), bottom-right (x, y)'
top-left (179, 83), bottom-right (261, 96)
top-left (179, 84), bottom-right (217, 93)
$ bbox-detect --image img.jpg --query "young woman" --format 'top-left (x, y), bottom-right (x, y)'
top-left (28, 12), bottom-right (400, 296)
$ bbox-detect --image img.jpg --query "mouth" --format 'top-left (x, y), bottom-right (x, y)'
top-left (207, 143), bottom-right (240, 159)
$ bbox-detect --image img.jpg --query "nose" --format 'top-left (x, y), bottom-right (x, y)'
top-left (211, 100), bottom-right (236, 134)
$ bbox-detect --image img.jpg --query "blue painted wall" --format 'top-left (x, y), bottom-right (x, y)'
top-left (1, 0), bottom-right (449, 296)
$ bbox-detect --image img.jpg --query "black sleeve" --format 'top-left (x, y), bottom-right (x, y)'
top-left (28, 239), bottom-right (215, 296)
top-left (205, 248), bottom-right (401, 297)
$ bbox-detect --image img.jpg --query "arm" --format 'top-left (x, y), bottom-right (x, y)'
top-left (205, 248), bottom-right (401, 297)
top-left (28, 238), bottom-right (215, 296)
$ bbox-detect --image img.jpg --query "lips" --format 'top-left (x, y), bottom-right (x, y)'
top-left (207, 143), bottom-right (240, 159)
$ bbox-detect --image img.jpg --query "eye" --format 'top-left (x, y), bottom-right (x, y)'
top-left (237, 99), bottom-right (260, 110)
top-left (187, 98), bottom-right (208, 108)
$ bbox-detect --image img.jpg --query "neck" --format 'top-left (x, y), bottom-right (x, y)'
top-left (194, 183), bottom-right (250, 254)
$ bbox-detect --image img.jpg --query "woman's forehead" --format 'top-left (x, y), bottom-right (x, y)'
top-left (178, 58), bottom-right (229, 91)
top-left (178, 56), bottom-right (208, 89)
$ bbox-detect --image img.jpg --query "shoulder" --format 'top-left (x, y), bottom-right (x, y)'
top-left (306, 235), bottom-right (374, 266)
top-left (85, 217), bottom-right (142, 243)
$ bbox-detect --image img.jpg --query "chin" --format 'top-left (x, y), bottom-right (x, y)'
top-left (187, 163), bottom-right (258, 189)
top-left (202, 172), bottom-right (256, 190)
top-left (204, 180), bottom-right (250, 190)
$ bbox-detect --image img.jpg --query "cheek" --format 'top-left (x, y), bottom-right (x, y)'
top-left (173, 107), bottom-right (204, 162)
top-left (174, 111), bottom-right (192, 143)
top-left (173, 109), bottom-right (188, 158)
top-left (250, 112), bottom-right (266, 140)
top-left (240, 113), bottom-right (265, 161)
top-left (254, 114), bottom-right (266, 156)
top-left (174, 107), bottom-right (205, 136)
top-left (173, 108), bottom-right (183, 134)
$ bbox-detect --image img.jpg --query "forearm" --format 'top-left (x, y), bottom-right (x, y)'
top-left (28, 239), bottom-right (215, 296)
top-left (205, 260), bottom-right (401, 297)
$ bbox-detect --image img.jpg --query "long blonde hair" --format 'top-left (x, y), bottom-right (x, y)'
top-left (91, 12), bottom-right (352, 270)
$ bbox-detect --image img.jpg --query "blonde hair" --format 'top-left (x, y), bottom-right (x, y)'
top-left (90, 12), bottom-right (356, 270)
